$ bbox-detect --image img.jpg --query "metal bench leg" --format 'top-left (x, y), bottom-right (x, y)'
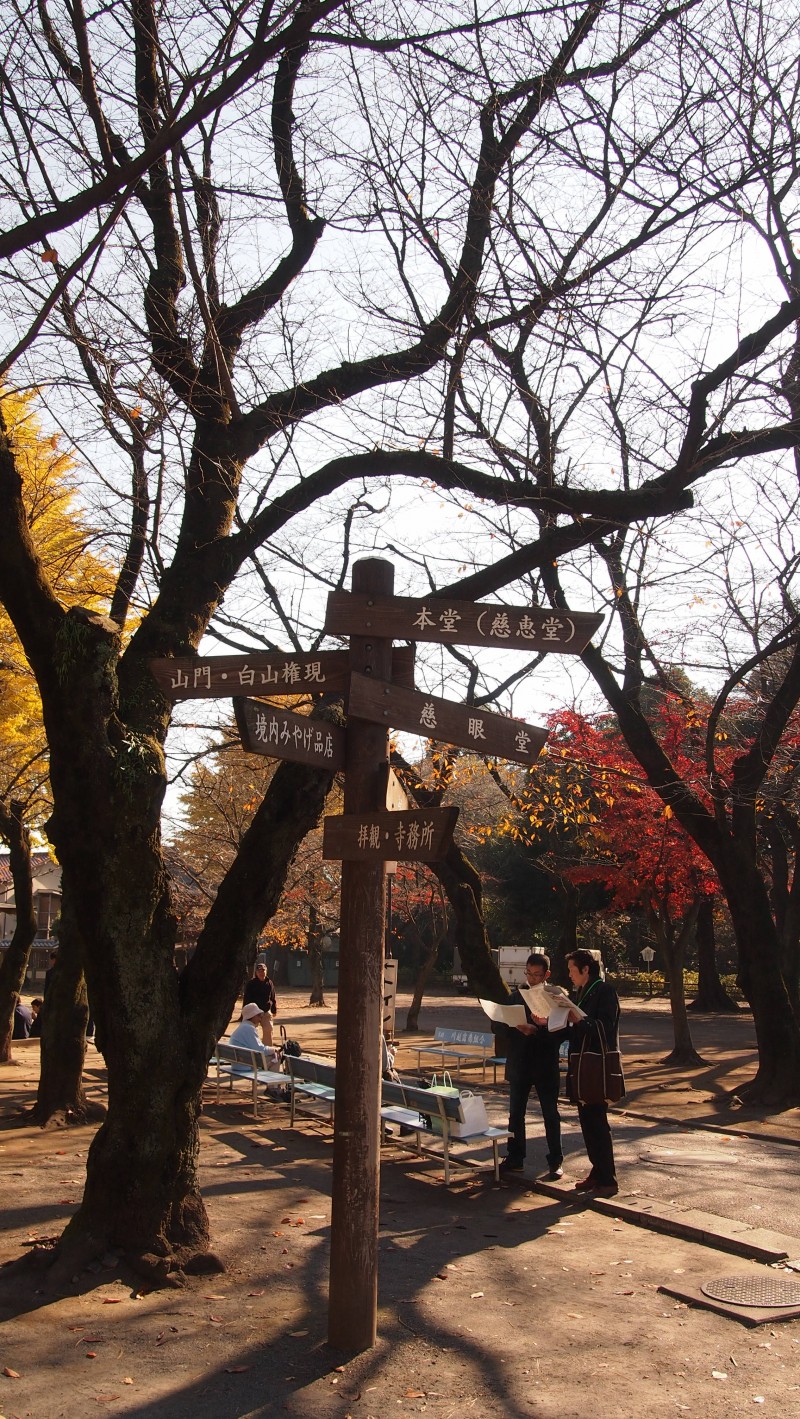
top-left (251, 1075), bottom-right (259, 1120)
top-left (492, 1137), bottom-right (500, 1183)
top-left (442, 1123), bottom-right (451, 1185)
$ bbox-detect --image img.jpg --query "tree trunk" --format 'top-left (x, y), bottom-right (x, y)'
top-left (650, 903), bottom-right (705, 1068)
top-left (404, 927), bottom-right (443, 1033)
top-left (432, 845), bottom-right (506, 1001)
top-left (688, 897), bottom-right (738, 1013)
top-left (51, 754), bottom-right (335, 1274)
top-left (0, 801), bottom-right (38, 1063)
top-left (29, 897), bottom-right (94, 1124)
top-left (308, 903), bottom-right (326, 1007)
top-left (719, 849), bottom-right (800, 1105)
top-left (551, 879), bottom-right (579, 986)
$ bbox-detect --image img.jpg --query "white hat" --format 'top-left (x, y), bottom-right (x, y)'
top-left (241, 1002), bottom-right (262, 1022)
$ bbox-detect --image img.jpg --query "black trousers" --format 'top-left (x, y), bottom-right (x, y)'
top-left (576, 1101), bottom-right (616, 1185)
top-left (506, 1056), bottom-right (562, 1168)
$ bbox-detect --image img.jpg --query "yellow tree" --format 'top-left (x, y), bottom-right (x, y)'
top-left (0, 389), bottom-right (114, 1062)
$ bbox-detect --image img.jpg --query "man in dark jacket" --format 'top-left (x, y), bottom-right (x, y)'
top-left (565, 948), bottom-right (621, 1197)
top-left (500, 953), bottom-right (565, 1179)
top-left (243, 960), bottom-right (277, 1044)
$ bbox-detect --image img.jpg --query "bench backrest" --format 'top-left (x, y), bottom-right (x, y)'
top-left (381, 1077), bottom-right (462, 1120)
top-left (433, 1028), bottom-right (493, 1049)
top-left (215, 1042), bottom-right (273, 1072)
top-left (285, 1054), bottom-right (337, 1088)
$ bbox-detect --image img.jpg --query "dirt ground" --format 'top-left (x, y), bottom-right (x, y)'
top-left (1, 990), bottom-right (799, 1419)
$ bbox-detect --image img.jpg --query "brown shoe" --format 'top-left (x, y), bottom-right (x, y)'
top-left (573, 1174), bottom-right (597, 1192)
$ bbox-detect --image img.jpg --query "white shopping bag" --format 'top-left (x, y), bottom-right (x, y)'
top-left (449, 1091), bottom-right (489, 1137)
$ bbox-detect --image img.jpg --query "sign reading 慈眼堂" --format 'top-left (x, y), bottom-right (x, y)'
top-left (348, 673), bottom-right (547, 766)
top-left (325, 591), bottom-right (602, 653)
top-left (322, 807), bottom-right (458, 862)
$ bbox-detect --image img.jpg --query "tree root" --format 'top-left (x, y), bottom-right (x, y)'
top-left (660, 1048), bottom-right (707, 1068)
top-left (24, 1099), bottom-right (107, 1128)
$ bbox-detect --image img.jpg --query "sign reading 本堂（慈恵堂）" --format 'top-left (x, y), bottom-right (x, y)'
top-left (325, 591), bottom-right (602, 653)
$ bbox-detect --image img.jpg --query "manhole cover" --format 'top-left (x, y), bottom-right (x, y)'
top-left (701, 1276), bottom-right (800, 1308)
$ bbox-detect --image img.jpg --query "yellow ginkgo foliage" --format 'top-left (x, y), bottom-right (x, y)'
top-left (0, 389), bottom-right (117, 828)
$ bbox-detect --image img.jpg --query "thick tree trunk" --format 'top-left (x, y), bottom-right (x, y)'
top-left (0, 801), bottom-right (38, 1063)
top-left (37, 618), bottom-right (337, 1274)
top-left (720, 850), bottom-right (800, 1105)
top-left (53, 1022), bottom-right (215, 1283)
top-left (688, 897), bottom-right (738, 1013)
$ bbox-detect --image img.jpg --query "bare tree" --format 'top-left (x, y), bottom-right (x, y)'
top-left (3, 0), bottom-right (800, 1283)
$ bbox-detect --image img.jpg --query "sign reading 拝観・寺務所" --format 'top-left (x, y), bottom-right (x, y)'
top-left (325, 591), bottom-right (602, 653)
top-left (322, 807), bottom-right (458, 862)
top-left (234, 699), bottom-right (346, 770)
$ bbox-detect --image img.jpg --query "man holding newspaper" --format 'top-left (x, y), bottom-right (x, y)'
top-left (483, 953), bottom-right (567, 1179)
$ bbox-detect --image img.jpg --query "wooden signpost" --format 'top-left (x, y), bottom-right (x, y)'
top-left (149, 559), bottom-right (602, 1355)
top-left (235, 699), bottom-right (346, 769)
top-left (322, 806), bottom-right (459, 862)
top-left (348, 672), bottom-right (548, 766)
top-left (326, 589), bottom-right (602, 653)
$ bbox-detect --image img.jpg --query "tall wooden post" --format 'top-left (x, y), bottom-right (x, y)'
top-left (328, 557), bottom-right (393, 1351)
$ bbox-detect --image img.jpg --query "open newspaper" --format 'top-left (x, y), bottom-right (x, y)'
top-left (519, 983), bottom-right (585, 1031)
top-left (479, 997), bottom-right (528, 1028)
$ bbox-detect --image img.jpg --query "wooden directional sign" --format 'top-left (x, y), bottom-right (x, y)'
top-left (150, 644), bottom-right (416, 700)
top-left (348, 672), bottom-right (548, 767)
top-left (322, 807), bottom-right (458, 862)
top-left (235, 698), bottom-right (346, 770)
top-left (326, 590), bottom-right (602, 654)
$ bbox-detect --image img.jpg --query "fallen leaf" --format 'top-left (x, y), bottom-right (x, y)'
top-left (470, 1291), bottom-right (484, 1298)
top-left (203, 1294), bottom-right (227, 1300)
top-left (123, 1378), bottom-right (134, 1385)
top-left (2, 1367), bottom-right (20, 1378)
top-left (248, 1290), bottom-right (265, 1297)
top-left (94, 1394), bottom-right (120, 1403)
top-left (712, 1371), bottom-right (728, 1381)
top-left (566, 1313), bottom-right (583, 1319)
top-left (102, 1299), bottom-right (124, 1305)
top-left (281, 1217), bottom-right (292, 1224)
top-left (405, 1390), bottom-right (426, 1399)
top-left (224, 1366), bottom-right (250, 1374)
top-left (86, 1351), bottom-right (98, 1359)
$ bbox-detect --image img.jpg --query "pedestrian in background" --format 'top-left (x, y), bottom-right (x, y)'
top-left (243, 960), bottom-right (277, 1045)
